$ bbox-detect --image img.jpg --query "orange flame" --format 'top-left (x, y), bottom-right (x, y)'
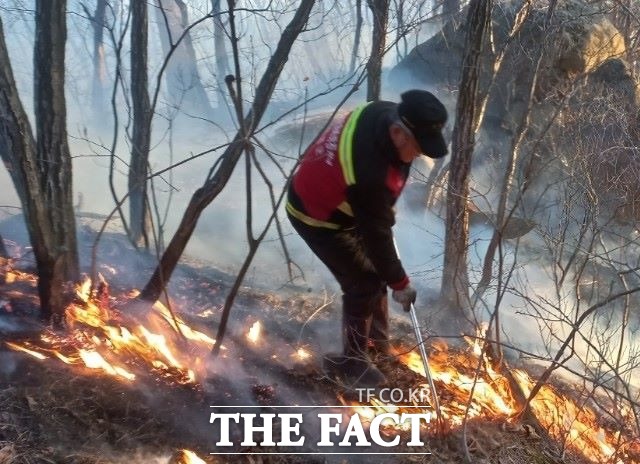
top-left (394, 340), bottom-right (636, 463)
top-left (400, 350), bottom-right (517, 425)
top-left (3, 267), bottom-right (37, 285)
top-left (153, 301), bottom-right (217, 347)
top-left (295, 347), bottom-right (311, 360)
top-left (247, 321), bottom-right (261, 344)
top-left (5, 342), bottom-right (47, 360)
top-left (176, 449), bottom-right (207, 464)
top-left (78, 349), bottom-right (136, 381)
top-left (5, 277), bottom-right (216, 384)
top-left (512, 369), bottom-right (627, 463)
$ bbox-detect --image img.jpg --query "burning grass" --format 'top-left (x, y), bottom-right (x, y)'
top-left (389, 346), bottom-right (639, 463)
top-left (3, 276), bottom-right (218, 385)
top-left (0, 248), bottom-right (638, 463)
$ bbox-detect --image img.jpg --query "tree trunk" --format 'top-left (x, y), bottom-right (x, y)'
top-left (424, 157), bottom-right (445, 206)
top-left (0, 234), bottom-right (7, 259)
top-left (366, 0), bottom-right (389, 101)
top-left (0, 3), bottom-right (79, 323)
top-left (442, 0), bottom-right (460, 19)
top-left (91, 0), bottom-right (107, 118)
top-left (140, 0), bottom-right (316, 302)
top-left (393, 0), bottom-right (408, 62)
top-left (473, 2), bottom-right (550, 306)
top-left (156, 0), bottom-right (214, 117)
top-left (440, 0), bottom-right (492, 318)
top-left (211, 0), bottom-right (230, 108)
top-left (129, 0), bottom-right (152, 247)
top-left (442, 0), bottom-right (461, 38)
top-left (34, 0), bottom-right (80, 322)
top-left (349, 0), bottom-right (363, 74)
top-left (34, 0), bottom-right (80, 320)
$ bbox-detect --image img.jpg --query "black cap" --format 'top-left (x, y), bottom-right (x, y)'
top-left (397, 90), bottom-right (448, 158)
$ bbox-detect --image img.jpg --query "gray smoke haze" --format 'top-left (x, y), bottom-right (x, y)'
top-left (0, 0), bottom-right (444, 293)
top-left (0, 352), bottom-right (18, 377)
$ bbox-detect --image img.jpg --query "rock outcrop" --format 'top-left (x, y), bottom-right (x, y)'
top-left (390, 0), bottom-right (629, 132)
top-left (389, 0), bottom-right (640, 221)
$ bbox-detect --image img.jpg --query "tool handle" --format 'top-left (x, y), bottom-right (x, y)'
top-left (409, 304), bottom-right (444, 434)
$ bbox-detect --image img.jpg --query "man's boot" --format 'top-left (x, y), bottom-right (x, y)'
top-left (323, 314), bottom-right (386, 388)
top-left (369, 293), bottom-right (390, 357)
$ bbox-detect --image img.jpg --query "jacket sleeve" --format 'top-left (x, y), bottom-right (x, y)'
top-left (346, 181), bottom-right (409, 289)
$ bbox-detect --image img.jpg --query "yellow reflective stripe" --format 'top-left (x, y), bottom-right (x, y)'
top-left (286, 202), bottom-right (341, 230)
top-left (339, 103), bottom-right (370, 186)
top-left (336, 201), bottom-right (353, 216)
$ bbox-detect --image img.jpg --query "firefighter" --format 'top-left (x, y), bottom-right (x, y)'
top-left (287, 90), bottom-right (448, 387)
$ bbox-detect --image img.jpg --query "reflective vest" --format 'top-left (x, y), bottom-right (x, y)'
top-left (286, 103), bottom-right (370, 230)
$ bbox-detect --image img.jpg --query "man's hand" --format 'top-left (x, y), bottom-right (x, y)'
top-left (392, 285), bottom-right (417, 312)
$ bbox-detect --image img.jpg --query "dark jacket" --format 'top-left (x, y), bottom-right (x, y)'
top-left (287, 101), bottom-right (410, 289)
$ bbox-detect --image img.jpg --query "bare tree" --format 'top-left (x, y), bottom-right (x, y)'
top-left (81, 0), bottom-right (108, 118)
top-left (350, 0), bottom-right (363, 74)
top-left (0, 1), bottom-right (79, 323)
top-left (393, 0), bottom-right (408, 62)
top-left (440, 0), bottom-right (492, 319)
top-left (211, 0), bottom-right (230, 108)
top-left (473, 2), bottom-right (554, 309)
top-left (514, 154), bottom-right (640, 440)
top-left (33, 0), bottom-right (80, 321)
top-left (366, 0), bottom-right (389, 101)
top-left (140, 0), bottom-right (316, 302)
top-left (155, 0), bottom-right (214, 117)
top-left (129, 0), bottom-right (152, 247)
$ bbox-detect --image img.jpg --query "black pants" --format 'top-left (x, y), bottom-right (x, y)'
top-left (289, 215), bottom-right (387, 316)
top-left (289, 215), bottom-right (389, 353)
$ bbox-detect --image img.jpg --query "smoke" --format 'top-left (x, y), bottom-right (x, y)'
top-left (0, 0), bottom-right (445, 294)
top-left (0, 316), bottom-right (19, 332)
top-left (0, 352), bottom-right (18, 377)
top-left (111, 451), bottom-right (174, 464)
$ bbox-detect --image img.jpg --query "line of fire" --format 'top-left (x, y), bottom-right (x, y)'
top-left (1, 269), bottom-right (638, 462)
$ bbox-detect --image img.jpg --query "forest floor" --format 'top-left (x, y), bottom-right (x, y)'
top-left (0, 220), bottom-right (631, 464)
